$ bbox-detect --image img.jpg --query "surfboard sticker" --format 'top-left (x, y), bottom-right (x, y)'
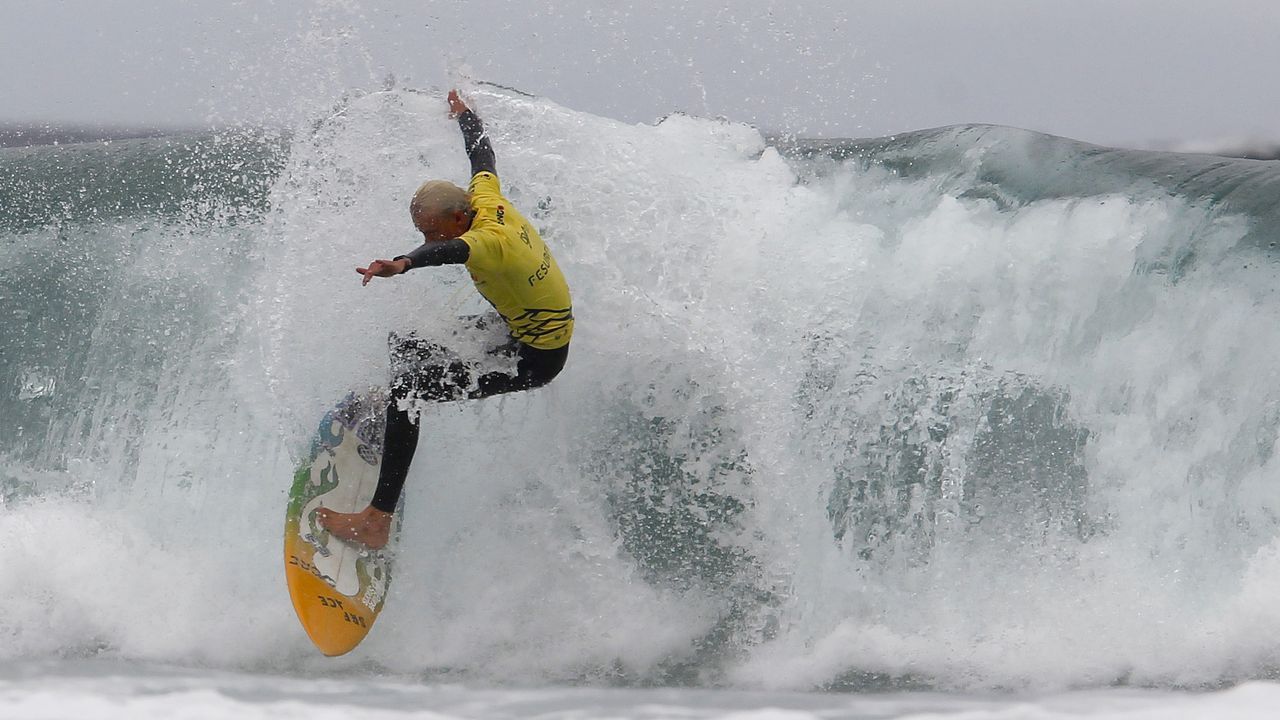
top-left (284, 388), bottom-right (401, 656)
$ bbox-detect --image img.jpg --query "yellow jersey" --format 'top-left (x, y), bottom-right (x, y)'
top-left (460, 172), bottom-right (573, 350)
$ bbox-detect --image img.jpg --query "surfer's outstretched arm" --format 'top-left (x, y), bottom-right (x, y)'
top-left (358, 237), bottom-right (469, 283)
top-left (448, 90), bottom-right (496, 177)
top-left (396, 239), bottom-right (469, 270)
top-left (360, 233), bottom-right (471, 282)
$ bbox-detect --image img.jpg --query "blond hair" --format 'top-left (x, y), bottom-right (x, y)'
top-left (409, 180), bottom-right (470, 218)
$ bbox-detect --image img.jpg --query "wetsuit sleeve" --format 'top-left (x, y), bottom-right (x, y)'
top-left (457, 110), bottom-right (496, 177)
top-left (396, 238), bottom-right (470, 269)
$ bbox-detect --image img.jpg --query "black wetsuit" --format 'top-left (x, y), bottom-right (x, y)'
top-left (370, 110), bottom-right (570, 514)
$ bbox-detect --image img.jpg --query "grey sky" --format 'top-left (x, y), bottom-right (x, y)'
top-left (3, 0), bottom-right (1279, 147)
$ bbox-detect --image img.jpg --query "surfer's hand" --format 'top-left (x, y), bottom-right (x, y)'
top-left (447, 89), bottom-right (469, 118)
top-left (356, 258), bottom-right (409, 285)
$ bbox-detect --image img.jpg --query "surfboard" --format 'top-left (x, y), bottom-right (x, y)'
top-left (284, 388), bottom-right (401, 656)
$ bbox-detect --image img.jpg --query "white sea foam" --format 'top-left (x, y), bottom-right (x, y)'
top-left (3, 665), bottom-right (1280, 720)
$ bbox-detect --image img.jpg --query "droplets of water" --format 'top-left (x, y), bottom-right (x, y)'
top-left (17, 368), bottom-right (57, 401)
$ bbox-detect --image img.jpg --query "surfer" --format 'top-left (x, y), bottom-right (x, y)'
top-left (316, 89), bottom-right (573, 549)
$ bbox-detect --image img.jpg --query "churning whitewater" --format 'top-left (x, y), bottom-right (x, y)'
top-left (3, 87), bottom-right (1280, 691)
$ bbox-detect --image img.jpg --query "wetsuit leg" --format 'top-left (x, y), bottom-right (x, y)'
top-left (370, 341), bottom-right (569, 513)
top-left (470, 342), bottom-right (569, 399)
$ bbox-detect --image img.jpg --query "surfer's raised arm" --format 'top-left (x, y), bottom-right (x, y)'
top-left (448, 89), bottom-right (496, 177)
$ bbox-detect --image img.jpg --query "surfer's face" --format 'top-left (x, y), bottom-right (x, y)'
top-left (412, 208), bottom-right (473, 243)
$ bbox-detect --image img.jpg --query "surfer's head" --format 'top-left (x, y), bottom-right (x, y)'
top-left (409, 180), bottom-right (473, 242)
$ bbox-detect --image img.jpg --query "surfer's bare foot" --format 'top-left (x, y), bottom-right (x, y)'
top-left (316, 506), bottom-right (393, 549)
